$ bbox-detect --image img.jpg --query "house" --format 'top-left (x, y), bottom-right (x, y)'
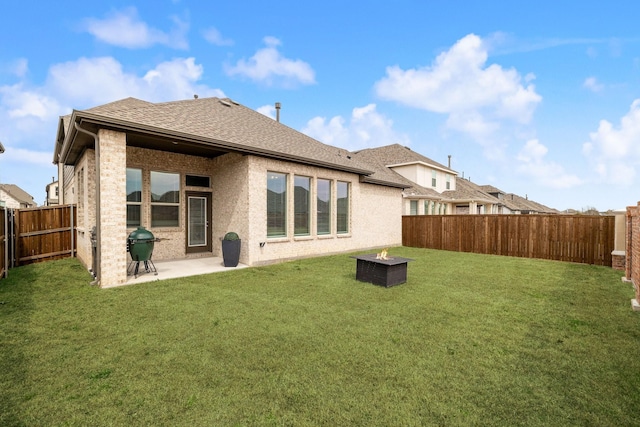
top-left (479, 185), bottom-right (557, 214)
top-left (352, 144), bottom-right (457, 215)
top-left (442, 178), bottom-right (505, 214)
top-left (0, 184), bottom-right (37, 209)
top-left (352, 144), bottom-right (557, 215)
top-left (45, 178), bottom-right (59, 206)
top-left (52, 97), bottom-right (407, 288)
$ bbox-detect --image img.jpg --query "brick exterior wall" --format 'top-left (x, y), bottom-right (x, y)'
top-left (73, 149), bottom-right (96, 272)
top-left (626, 203), bottom-right (640, 306)
top-left (246, 156), bottom-right (402, 265)
top-left (0, 189), bottom-right (21, 209)
top-left (98, 129), bottom-right (127, 287)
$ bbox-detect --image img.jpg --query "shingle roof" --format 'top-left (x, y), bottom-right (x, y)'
top-left (62, 97), bottom-right (407, 186)
top-left (504, 193), bottom-right (558, 213)
top-left (0, 184), bottom-right (36, 207)
top-left (442, 178), bottom-right (497, 203)
top-left (351, 143), bottom-right (456, 194)
top-left (354, 143), bottom-right (455, 172)
top-left (478, 184), bottom-right (504, 195)
top-left (86, 97), bottom-right (154, 114)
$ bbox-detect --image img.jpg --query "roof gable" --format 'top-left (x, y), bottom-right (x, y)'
top-left (354, 144), bottom-right (455, 173)
top-left (0, 184), bottom-right (35, 206)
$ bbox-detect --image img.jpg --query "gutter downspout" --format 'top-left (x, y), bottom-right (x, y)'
top-left (74, 122), bottom-right (101, 286)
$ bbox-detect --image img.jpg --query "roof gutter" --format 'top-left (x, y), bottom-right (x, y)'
top-left (359, 176), bottom-right (408, 189)
top-left (74, 122), bottom-right (100, 286)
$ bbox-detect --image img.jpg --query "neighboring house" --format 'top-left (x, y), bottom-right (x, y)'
top-left (0, 184), bottom-right (37, 209)
top-left (479, 185), bottom-right (557, 214)
top-left (442, 178), bottom-right (504, 214)
top-left (45, 178), bottom-right (59, 206)
top-left (352, 144), bottom-right (457, 215)
top-left (52, 97), bottom-right (407, 288)
top-left (351, 144), bottom-right (557, 216)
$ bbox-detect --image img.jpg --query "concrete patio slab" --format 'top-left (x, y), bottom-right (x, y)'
top-left (122, 256), bottom-right (249, 286)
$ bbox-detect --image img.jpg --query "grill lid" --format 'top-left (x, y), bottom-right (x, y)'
top-left (128, 226), bottom-right (154, 242)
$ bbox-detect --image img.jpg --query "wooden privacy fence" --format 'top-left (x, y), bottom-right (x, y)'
top-left (403, 214), bottom-right (615, 266)
top-left (14, 205), bottom-right (76, 266)
top-left (0, 206), bottom-right (6, 278)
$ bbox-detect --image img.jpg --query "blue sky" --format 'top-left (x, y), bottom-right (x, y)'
top-left (1, 1), bottom-right (639, 211)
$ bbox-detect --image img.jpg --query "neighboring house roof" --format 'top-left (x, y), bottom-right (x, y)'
top-left (54, 97), bottom-right (407, 189)
top-left (355, 143), bottom-right (456, 173)
top-left (479, 184), bottom-right (558, 213)
top-left (442, 178), bottom-right (498, 204)
top-left (504, 193), bottom-right (558, 214)
top-left (352, 144), bottom-right (455, 196)
top-left (478, 185), bottom-right (504, 196)
top-left (0, 184), bottom-right (36, 207)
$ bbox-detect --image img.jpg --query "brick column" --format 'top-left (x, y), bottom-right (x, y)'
top-left (97, 129), bottom-right (127, 287)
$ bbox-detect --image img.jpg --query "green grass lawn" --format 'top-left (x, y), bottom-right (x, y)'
top-left (1, 247), bottom-right (639, 426)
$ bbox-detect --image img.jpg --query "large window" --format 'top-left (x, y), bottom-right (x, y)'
top-left (317, 179), bottom-right (331, 235)
top-left (337, 181), bottom-right (349, 234)
top-left (446, 174), bottom-right (451, 190)
top-left (410, 200), bottom-right (418, 215)
top-left (151, 171), bottom-right (180, 227)
top-left (431, 170), bottom-right (437, 187)
top-left (294, 175), bottom-right (310, 236)
top-left (267, 172), bottom-right (287, 237)
top-left (126, 168), bottom-right (142, 227)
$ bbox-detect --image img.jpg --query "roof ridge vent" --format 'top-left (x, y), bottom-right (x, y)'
top-left (219, 99), bottom-right (232, 107)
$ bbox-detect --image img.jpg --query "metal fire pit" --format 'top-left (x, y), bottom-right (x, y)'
top-left (127, 226), bottom-right (158, 278)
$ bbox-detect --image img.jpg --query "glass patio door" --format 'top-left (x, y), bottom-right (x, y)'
top-left (187, 193), bottom-right (211, 253)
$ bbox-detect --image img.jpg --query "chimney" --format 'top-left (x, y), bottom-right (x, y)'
top-left (448, 155), bottom-right (451, 169)
top-left (275, 102), bottom-right (281, 122)
top-left (194, 94), bottom-right (198, 99)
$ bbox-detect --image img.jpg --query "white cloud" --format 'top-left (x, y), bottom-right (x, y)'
top-left (81, 7), bottom-right (188, 49)
top-left (0, 83), bottom-right (65, 121)
top-left (583, 76), bottom-right (604, 92)
top-left (10, 58), bottom-right (29, 78)
top-left (0, 146), bottom-right (52, 166)
top-left (225, 37), bottom-right (316, 87)
top-left (517, 139), bottom-right (582, 189)
top-left (583, 99), bottom-right (640, 184)
top-left (302, 104), bottom-right (410, 151)
top-left (46, 56), bottom-right (223, 106)
top-left (374, 33), bottom-right (541, 143)
top-left (256, 104), bottom-right (276, 120)
top-left (202, 27), bottom-right (233, 46)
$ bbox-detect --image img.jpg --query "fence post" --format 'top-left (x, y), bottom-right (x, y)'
top-left (70, 204), bottom-right (75, 258)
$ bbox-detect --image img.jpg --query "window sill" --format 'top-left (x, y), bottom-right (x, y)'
top-left (267, 236), bottom-right (290, 243)
top-left (294, 235), bottom-right (314, 241)
top-left (337, 233), bottom-right (351, 238)
top-left (317, 234), bottom-right (334, 240)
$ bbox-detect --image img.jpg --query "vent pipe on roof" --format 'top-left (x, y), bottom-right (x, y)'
top-left (448, 154), bottom-right (451, 169)
top-left (275, 102), bottom-right (281, 122)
